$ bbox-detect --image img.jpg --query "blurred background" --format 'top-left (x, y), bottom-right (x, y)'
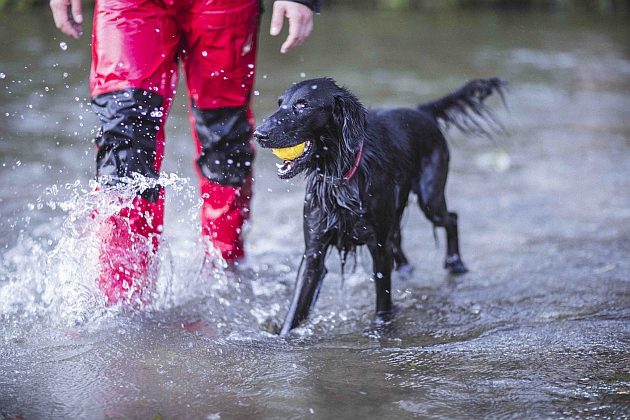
top-left (0, 1), bottom-right (629, 418)
top-left (1, 0), bottom-right (630, 12)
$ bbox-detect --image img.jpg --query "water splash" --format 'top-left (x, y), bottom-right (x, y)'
top-left (0, 173), bottom-right (227, 327)
top-left (0, 172), bottom-right (395, 338)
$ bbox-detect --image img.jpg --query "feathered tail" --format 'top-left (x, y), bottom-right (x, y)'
top-left (419, 78), bottom-right (507, 137)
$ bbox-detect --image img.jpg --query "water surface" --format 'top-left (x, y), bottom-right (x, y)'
top-left (1, 7), bottom-right (629, 419)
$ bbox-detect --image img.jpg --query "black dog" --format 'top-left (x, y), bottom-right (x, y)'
top-left (254, 77), bottom-right (505, 335)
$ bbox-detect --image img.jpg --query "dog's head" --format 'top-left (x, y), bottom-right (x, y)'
top-left (254, 78), bottom-right (366, 179)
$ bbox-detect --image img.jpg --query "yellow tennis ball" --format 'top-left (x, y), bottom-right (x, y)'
top-left (272, 142), bottom-right (306, 161)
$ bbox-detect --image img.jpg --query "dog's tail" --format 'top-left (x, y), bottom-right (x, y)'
top-left (419, 78), bottom-right (507, 137)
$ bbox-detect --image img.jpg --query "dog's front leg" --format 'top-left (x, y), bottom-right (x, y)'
top-left (367, 242), bottom-right (393, 318)
top-left (280, 208), bottom-right (332, 336)
top-left (280, 251), bottom-right (328, 336)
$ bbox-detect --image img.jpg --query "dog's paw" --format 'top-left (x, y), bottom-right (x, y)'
top-left (373, 304), bottom-right (400, 325)
top-left (395, 263), bottom-right (414, 280)
top-left (374, 310), bottom-right (394, 325)
top-left (444, 256), bottom-right (468, 275)
top-left (261, 317), bottom-right (281, 335)
top-left (364, 308), bottom-right (399, 339)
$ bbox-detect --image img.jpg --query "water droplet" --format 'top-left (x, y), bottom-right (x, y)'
top-left (253, 90), bottom-right (260, 96)
top-left (300, 72), bottom-right (306, 78)
top-left (201, 51), bottom-right (208, 57)
top-left (59, 42), bottom-right (68, 51)
top-left (247, 63), bottom-right (254, 69)
top-left (63, 72), bottom-right (69, 78)
top-left (0, 72), bottom-right (5, 79)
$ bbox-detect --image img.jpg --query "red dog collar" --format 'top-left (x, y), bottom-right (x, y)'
top-left (342, 141), bottom-right (364, 185)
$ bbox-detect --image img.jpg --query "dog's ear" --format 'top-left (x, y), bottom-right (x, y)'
top-left (333, 89), bottom-right (367, 153)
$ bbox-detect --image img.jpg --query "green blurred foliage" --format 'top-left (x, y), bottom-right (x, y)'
top-left (349, 0), bottom-right (630, 12)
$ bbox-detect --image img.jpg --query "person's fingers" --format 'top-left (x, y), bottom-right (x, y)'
top-left (50, 0), bottom-right (68, 29)
top-left (63, 20), bottom-right (82, 39)
top-left (270, 1), bottom-right (285, 36)
top-left (280, 13), bottom-right (301, 54)
top-left (50, 0), bottom-right (82, 38)
top-left (299, 13), bottom-right (313, 43)
top-left (271, 1), bottom-right (314, 53)
top-left (281, 3), bottom-right (314, 53)
top-left (70, 0), bottom-right (83, 24)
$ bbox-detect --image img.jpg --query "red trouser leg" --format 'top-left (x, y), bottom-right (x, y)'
top-left (96, 194), bottom-right (165, 304)
top-left (198, 179), bottom-right (249, 261)
top-left (90, 0), bottom-right (179, 303)
top-left (180, 0), bottom-right (259, 262)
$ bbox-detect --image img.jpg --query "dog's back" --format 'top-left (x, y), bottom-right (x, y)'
top-left (367, 107), bottom-right (448, 169)
top-left (364, 78), bottom-right (506, 176)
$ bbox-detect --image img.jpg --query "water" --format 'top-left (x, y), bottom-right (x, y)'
top-left (1, 7), bottom-right (629, 419)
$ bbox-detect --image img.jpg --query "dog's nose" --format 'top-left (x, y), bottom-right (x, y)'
top-left (253, 129), bottom-right (269, 142)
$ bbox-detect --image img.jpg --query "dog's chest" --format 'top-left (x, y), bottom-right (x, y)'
top-left (333, 213), bottom-right (376, 248)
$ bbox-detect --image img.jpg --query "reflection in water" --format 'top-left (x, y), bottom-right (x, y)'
top-left (1, 7), bottom-right (629, 419)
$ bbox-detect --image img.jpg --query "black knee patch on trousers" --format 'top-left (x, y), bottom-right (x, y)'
top-left (192, 105), bottom-right (254, 188)
top-left (92, 88), bottom-right (163, 202)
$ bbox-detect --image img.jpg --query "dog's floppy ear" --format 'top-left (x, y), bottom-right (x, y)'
top-left (333, 88), bottom-right (367, 153)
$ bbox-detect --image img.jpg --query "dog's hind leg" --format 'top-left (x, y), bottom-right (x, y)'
top-left (392, 227), bottom-right (410, 271)
top-left (367, 241), bottom-right (394, 318)
top-left (415, 148), bottom-right (468, 275)
top-left (439, 210), bottom-right (468, 274)
top-left (423, 201), bottom-right (468, 274)
top-left (391, 227), bottom-right (413, 280)
top-left (421, 201), bottom-right (468, 275)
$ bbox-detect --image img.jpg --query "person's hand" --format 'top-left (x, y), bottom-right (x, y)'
top-left (50, 0), bottom-right (84, 39)
top-left (270, 1), bottom-right (314, 54)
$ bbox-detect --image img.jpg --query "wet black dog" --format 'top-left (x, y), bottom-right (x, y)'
top-left (254, 77), bottom-right (505, 335)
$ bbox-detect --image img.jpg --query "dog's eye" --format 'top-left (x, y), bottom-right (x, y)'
top-left (293, 100), bottom-right (308, 112)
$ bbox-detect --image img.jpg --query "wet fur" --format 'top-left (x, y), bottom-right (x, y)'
top-left (254, 77), bottom-right (506, 335)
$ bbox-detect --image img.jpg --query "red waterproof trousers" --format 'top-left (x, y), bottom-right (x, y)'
top-left (90, 0), bottom-right (259, 303)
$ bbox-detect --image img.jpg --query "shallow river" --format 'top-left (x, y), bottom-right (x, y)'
top-left (1, 6), bottom-right (629, 419)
